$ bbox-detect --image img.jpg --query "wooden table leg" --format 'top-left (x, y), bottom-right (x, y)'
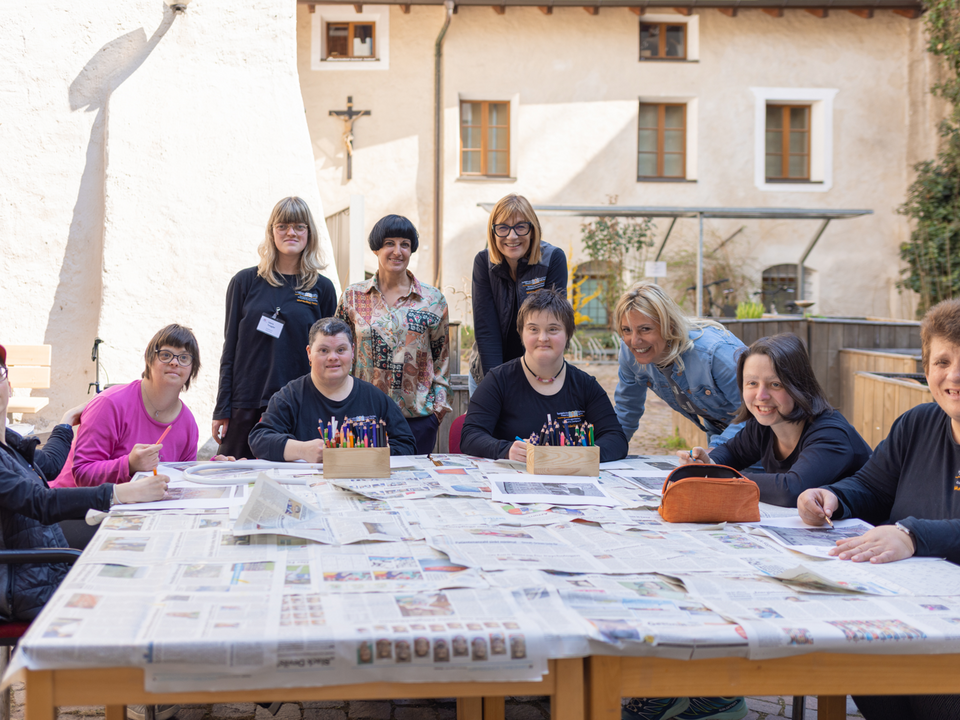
top-left (458, 696), bottom-right (483, 720)
top-left (23, 671), bottom-right (54, 720)
top-left (818, 695), bottom-right (848, 720)
top-left (586, 656), bottom-right (621, 720)
top-left (105, 706), bottom-right (127, 720)
top-left (482, 696), bottom-right (505, 720)
top-left (553, 658), bottom-right (585, 720)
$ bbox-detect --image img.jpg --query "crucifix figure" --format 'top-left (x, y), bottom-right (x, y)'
top-left (329, 95), bottom-right (371, 181)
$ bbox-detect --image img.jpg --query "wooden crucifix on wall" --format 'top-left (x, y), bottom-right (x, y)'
top-left (329, 96), bottom-right (371, 181)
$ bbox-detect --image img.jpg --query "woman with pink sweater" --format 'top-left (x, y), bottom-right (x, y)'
top-left (52, 325), bottom-right (201, 488)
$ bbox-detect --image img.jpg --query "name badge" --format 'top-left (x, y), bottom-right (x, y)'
top-left (257, 313), bottom-right (285, 338)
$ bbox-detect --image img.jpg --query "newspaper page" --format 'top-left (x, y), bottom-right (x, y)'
top-left (489, 477), bottom-right (620, 507)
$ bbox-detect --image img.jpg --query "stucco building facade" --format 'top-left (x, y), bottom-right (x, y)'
top-left (300, 0), bottom-right (938, 324)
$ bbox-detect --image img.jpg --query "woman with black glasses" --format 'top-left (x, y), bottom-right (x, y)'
top-left (52, 324), bottom-right (208, 489)
top-left (469, 194), bottom-right (567, 395)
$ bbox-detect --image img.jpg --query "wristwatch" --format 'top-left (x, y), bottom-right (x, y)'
top-left (109, 484), bottom-right (119, 508)
top-left (895, 522), bottom-right (916, 551)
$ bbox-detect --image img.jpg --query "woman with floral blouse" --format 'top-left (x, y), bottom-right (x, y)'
top-left (336, 215), bottom-right (451, 454)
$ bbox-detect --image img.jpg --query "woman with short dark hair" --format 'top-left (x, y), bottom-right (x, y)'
top-left (53, 324), bottom-right (206, 488)
top-left (798, 299), bottom-right (960, 720)
top-left (678, 333), bottom-right (871, 506)
top-left (213, 197), bottom-right (337, 459)
top-left (249, 317), bottom-right (417, 461)
top-left (337, 214), bottom-right (450, 454)
top-left (461, 290), bottom-right (626, 462)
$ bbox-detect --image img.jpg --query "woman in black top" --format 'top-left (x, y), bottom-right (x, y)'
top-left (213, 197), bottom-right (337, 459)
top-left (461, 290), bottom-right (627, 463)
top-left (678, 333), bottom-right (871, 507)
top-left (469, 194), bottom-right (566, 395)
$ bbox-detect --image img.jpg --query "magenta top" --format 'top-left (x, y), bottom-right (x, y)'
top-left (51, 380), bottom-right (199, 488)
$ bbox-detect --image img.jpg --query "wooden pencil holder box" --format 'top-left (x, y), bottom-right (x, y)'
top-left (525, 445), bottom-right (600, 477)
top-left (323, 447), bottom-right (391, 479)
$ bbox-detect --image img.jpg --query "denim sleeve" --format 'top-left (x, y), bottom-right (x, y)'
top-left (708, 421), bottom-right (744, 449)
top-left (614, 342), bottom-right (647, 443)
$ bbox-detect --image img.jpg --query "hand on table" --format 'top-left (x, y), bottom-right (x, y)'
top-left (676, 447), bottom-right (712, 465)
top-left (212, 454), bottom-right (238, 461)
top-left (507, 441), bottom-right (527, 463)
top-left (115, 473), bottom-right (169, 503)
top-left (829, 525), bottom-right (916, 563)
top-left (284, 439), bottom-right (325, 463)
top-left (128, 443), bottom-right (161, 474)
top-left (797, 488), bottom-right (839, 526)
top-left (212, 419), bottom-right (229, 443)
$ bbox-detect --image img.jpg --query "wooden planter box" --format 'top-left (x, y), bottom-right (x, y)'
top-left (323, 447), bottom-right (391, 479)
top-left (526, 445), bottom-right (600, 476)
top-left (852, 371), bottom-right (930, 448)
top-left (838, 348), bottom-right (921, 421)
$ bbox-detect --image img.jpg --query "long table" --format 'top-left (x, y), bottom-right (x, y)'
top-left (8, 456), bottom-right (960, 720)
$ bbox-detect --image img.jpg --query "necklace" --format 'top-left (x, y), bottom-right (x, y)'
top-left (522, 356), bottom-right (565, 384)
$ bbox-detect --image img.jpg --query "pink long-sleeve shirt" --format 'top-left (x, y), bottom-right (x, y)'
top-left (51, 380), bottom-right (198, 488)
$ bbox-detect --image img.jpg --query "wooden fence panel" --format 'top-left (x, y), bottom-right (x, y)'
top-left (838, 349), bottom-right (920, 421)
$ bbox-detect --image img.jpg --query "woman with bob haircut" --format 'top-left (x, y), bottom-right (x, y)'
top-left (614, 281), bottom-right (745, 449)
top-left (461, 290), bottom-right (627, 462)
top-left (337, 214), bottom-right (451, 454)
top-left (469, 194), bottom-right (566, 395)
top-left (213, 197), bottom-right (337, 459)
top-left (53, 324), bottom-right (205, 488)
top-left (798, 298), bottom-right (960, 720)
top-left (678, 333), bottom-right (871, 506)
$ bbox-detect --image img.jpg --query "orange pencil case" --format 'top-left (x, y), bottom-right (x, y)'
top-left (658, 464), bottom-right (760, 523)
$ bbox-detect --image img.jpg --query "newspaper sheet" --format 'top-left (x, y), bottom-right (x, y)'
top-left (489, 477), bottom-right (620, 507)
top-left (754, 518), bottom-right (876, 559)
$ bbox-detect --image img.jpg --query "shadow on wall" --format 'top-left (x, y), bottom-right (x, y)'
top-left (44, 10), bottom-right (175, 412)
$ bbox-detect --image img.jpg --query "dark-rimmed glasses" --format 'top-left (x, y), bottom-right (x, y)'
top-left (493, 222), bottom-right (532, 238)
top-left (156, 349), bottom-right (194, 366)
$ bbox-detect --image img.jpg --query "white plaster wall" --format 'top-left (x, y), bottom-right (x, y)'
top-left (1, 0), bottom-right (337, 439)
top-left (301, 6), bottom-right (936, 323)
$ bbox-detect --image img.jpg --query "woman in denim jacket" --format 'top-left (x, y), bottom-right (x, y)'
top-left (614, 281), bottom-right (745, 449)
top-left (614, 284), bottom-right (748, 720)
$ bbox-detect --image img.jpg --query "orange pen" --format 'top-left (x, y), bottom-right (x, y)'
top-left (153, 426), bottom-right (172, 475)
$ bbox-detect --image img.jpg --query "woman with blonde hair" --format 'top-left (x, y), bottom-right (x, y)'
top-left (614, 281), bottom-right (745, 449)
top-left (469, 193), bottom-right (566, 395)
top-left (213, 197), bottom-right (337, 458)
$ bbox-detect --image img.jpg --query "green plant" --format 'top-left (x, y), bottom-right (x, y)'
top-left (579, 217), bottom-right (655, 329)
top-left (460, 324), bottom-right (475, 350)
top-left (898, 0), bottom-right (960, 315)
top-left (662, 429), bottom-right (689, 451)
top-left (666, 233), bottom-right (757, 316)
top-left (736, 301), bottom-right (764, 319)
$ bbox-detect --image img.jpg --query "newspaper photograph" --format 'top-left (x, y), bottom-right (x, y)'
top-left (489, 478), bottom-right (619, 507)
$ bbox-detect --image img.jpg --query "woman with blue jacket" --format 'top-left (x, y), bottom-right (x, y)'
top-left (614, 281), bottom-right (745, 449)
top-left (614, 283), bottom-right (748, 720)
top-left (470, 194), bottom-right (567, 394)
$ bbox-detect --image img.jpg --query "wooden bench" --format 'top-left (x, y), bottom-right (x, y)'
top-left (5, 345), bottom-right (51, 416)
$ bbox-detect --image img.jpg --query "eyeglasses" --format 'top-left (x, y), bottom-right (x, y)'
top-left (275, 223), bottom-right (308, 234)
top-left (156, 350), bottom-right (194, 366)
top-left (493, 222), bottom-right (532, 238)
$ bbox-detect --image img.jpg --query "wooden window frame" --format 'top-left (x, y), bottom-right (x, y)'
top-left (765, 104), bottom-right (810, 182)
top-left (637, 103), bottom-right (686, 180)
top-left (459, 101), bottom-right (511, 177)
top-left (639, 22), bottom-right (687, 61)
top-left (324, 21), bottom-right (377, 60)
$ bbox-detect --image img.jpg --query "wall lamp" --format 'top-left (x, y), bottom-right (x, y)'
top-left (164, 0), bottom-right (192, 13)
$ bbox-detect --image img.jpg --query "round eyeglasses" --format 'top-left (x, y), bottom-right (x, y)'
top-left (156, 350), bottom-right (194, 366)
top-left (275, 223), bottom-right (308, 234)
top-left (493, 222), bottom-right (532, 238)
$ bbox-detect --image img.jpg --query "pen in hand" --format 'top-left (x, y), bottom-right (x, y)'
top-left (813, 495), bottom-right (834, 528)
top-left (152, 426), bottom-right (173, 476)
